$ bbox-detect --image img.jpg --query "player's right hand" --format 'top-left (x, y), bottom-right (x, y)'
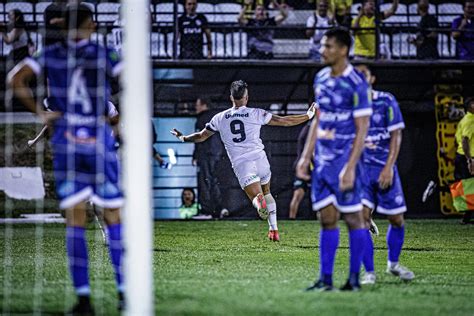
top-left (339, 165), bottom-right (355, 192)
top-left (296, 158), bottom-right (311, 181)
top-left (170, 128), bottom-right (182, 138)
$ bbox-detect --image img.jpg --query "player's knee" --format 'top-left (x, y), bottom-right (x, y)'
top-left (104, 207), bottom-right (121, 225)
top-left (388, 214), bottom-right (404, 227)
top-left (319, 213), bottom-right (338, 228)
top-left (344, 212), bottom-right (365, 230)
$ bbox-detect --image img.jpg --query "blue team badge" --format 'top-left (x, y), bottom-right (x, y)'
top-left (196, 20), bottom-right (202, 26)
top-left (373, 113), bottom-right (382, 124)
top-left (395, 195), bottom-right (404, 205)
top-left (58, 181), bottom-right (75, 197)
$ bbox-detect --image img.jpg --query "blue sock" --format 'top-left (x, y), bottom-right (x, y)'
top-left (387, 225), bottom-right (405, 263)
top-left (363, 229), bottom-right (374, 272)
top-left (319, 228), bottom-right (339, 286)
top-left (349, 228), bottom-right (366, 275)
top-left (66, 226), bottom-right (90, 295)
top-left (107, 223), bottom-right (124, 292)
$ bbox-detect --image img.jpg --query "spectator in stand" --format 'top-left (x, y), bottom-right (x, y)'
top-left (1, 10), bottom-right (33, 69)
top-left (408, 0), bottom-right (439, 59)
top-left (452, 0), bottom-right (474, 60)
top-left (454, 97), bottom-right (474, 224)
top-left (330, 0), bottom-right (353, 27)
top-left (192, 98), bottom-right (228, 218)
top-left (43, 0), bottom-right (67, 46)
top-left (239, 2), bottom-right (288, 59)
top-left (238, 0), bottom-right (276, 19)
top-left (178, 188), bottom-right (200, 219)
top-left (306, 0), bottom-right (335, 60)
top-left (178, 0), bottom-right (212, 59)
top-left (352, 0), bottom-right (399, 59)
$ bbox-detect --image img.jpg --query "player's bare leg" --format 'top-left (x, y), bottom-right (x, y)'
top-left (262, 182), bottom-right (279, 241)
top-left (103, 207), bottom-right (125, 310)
top-left (361, 206), bottom-right (376, 284)
top-left (244, 182), bottom-right (268, 220)
top-left (65, 201), bottom-right (95, 314)
top-left (306, 204), bottom-right (340, 291)
top-left (289, 188), bottom-right (305, 220)
top-left (386, 214), bottom-right (414, 281)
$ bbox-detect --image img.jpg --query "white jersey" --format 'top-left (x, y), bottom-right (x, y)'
top-left (206, 105), bottom-right (272, 167)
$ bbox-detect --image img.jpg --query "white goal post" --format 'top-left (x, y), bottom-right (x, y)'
top-left (121, 0), bottom-right (154, 314)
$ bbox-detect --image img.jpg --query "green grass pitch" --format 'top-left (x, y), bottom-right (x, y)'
top-left (0, 219), bottom-right (473, 315)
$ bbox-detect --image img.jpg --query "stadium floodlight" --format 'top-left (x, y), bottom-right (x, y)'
top-left (121, 0), bottom-right (154, 314)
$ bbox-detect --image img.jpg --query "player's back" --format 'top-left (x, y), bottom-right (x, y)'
top-left (313, 65), bottom-right (372, 162)
top-left (39, 41), bottom-right (120, 151)
top-left (206, 105), bottom-right (272, 166)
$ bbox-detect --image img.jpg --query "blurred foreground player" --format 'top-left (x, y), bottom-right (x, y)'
top-left (297, 28), bottom-right (371, 291)
top-left (171, 80), bottom-right (316, 241)
top-left (356, 65), bottom-right (415, 285)
top-left (10, 5), bottom-right (124, 314)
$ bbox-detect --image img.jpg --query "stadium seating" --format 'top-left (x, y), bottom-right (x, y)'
top-left (438, 33), bottom-right (456, 58)
top-left (35, 2), bottom-right (51, 23)
top-left (214, 3), bottom-right (241, 23)
top-left (156, 3), bottom-right (183, 23)
top-left (5, 2), bottom-right (34, 22)
top-left (438, 3), bottom-right (463, 24)
top-left (196, 2), bottom-right (215, 23)
top-left (97, 3), bottom-right (120, 22)
top-left (391, 33), bottom-right (416, 58)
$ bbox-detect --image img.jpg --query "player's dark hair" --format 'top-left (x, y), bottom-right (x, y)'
top-left (464, 97), bottom-right (474, 111)
top-left (181, 187), bottom-right (196, 206)
top-left (198, 97), bottom-right (211, 108)
top-left (64, 4), bottom-right (93, 31)
top-left (230, 80), bottom-right (248, 100)
top-left (10, 9), bottom-right (26, 29)
top-left (324, 28), bottom-right (352, 53)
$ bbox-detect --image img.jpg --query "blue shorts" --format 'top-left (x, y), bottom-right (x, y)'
top-left (53, 148), bottom-right (123, 209)
top-left (361, 164), bottom-right (406, 215)
top-left (311, 158), bottom-right (364, 213)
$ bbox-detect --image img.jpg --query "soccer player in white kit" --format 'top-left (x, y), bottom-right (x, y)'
top-left (171, 80), bottom-right (316, 241)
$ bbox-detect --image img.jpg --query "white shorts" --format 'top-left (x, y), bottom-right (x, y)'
top-left (233, 154), bottom-right (271, 189)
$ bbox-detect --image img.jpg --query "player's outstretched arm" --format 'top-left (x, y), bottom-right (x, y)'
top-left (268, 103), bottom-right (316, 127)
top-left (296, 116), bottom-right (319, 181)
top-left (170, 128), bottom-right (214, 143)
top-left (9, 63), bottom-right (61, 126)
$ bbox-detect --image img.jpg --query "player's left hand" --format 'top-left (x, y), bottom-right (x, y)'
top-left (307, 102), bottom-right (317, 119)
top-left (339, 165), bottom-right (355, 191)
top-left (378, 166), bottom-right (394, 190)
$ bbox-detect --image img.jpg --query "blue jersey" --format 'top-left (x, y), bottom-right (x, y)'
top-left (363, 90), bottom-right (405, 166)
top-left (313, 65), bottom-right (372, 165)
top-left (25, 40), bottom-right (122, 153)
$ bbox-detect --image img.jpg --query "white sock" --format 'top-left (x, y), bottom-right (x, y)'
top-left (265, 194), bottom-right (278, 231)
top-left (252, 194), bottom-right (261, 210)
top-left (388, 261), bottom-right (398, 269)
